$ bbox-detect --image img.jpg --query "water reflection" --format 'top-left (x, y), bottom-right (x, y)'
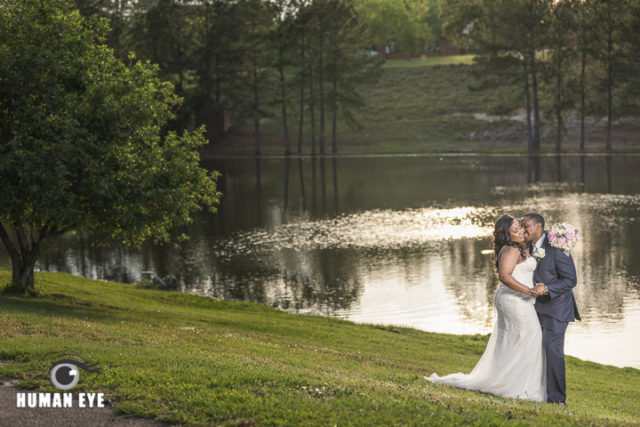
top-left (2, 154), bottom-right (640, 369)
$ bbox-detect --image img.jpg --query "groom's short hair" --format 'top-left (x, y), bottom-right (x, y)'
top-left (523, 212), bottom-right (545, 229)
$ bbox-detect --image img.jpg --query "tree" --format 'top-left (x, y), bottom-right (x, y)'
top-left (274, 0), bottom-right (293, 155)
top-left (546, 0), bottom-right (578, 151)
top-left (73, 0), bottom-right (137, 61)
top-left (233, 0), bottom-right (275, 155)
top-left (0, 0), bottom-right (221, 294)
top-left (574, 0), bottom-right (597, 151)
top-left (356, 0), bottom-right (434, 56)
top-left (192, 0), bottom-right (242, 140)
top-left (130, 0), bottom-right (199, 135)
top-left (324, 0), bottom-right (383, 153)
top-left (443, 0), bottom-right (552, 151)
top-left (305, 0), bottom-right (332, 154)
top-left (232, 0), bottom-right (275, 154)
top-left (618, 0), bottom-right (640, 123)
top-left (293, 0), bottom-right (310, 154)
top-left (590, 0), bottom-right (631, 150)
top-left (302, 0), bottom-right (382, 155)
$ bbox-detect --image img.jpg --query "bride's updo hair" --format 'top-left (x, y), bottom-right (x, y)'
top-left (493, 214), bottom-right (526, 273)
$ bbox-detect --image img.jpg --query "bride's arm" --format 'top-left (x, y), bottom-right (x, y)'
top-left (498, 247), bottom-right (535, 295)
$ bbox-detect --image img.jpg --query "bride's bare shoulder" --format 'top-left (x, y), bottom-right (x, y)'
top-left (499, 245), bottom-right (519, 256)
top-left (498, 245), bottom-right (523, 264)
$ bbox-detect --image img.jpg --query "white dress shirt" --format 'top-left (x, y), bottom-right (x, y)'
top-left (534, 233), bottom-right (546, 254)
top-left (534, 233), bottom-right (549, 294)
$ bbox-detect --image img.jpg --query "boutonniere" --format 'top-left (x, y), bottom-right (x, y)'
top-left (535, 248), bottom-right (546, 260)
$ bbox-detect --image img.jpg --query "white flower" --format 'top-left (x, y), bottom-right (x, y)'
top-left (536, 247), bottom-right (546, 259)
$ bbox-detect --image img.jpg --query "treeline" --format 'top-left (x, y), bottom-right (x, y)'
top-left (356, 0), bottom-right (443, 56)
top-left (444, 0), bottom-right (640, 151)
top-left (75, 0), bottom-right (382, 155)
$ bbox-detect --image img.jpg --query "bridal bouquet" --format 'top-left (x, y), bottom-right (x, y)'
top-left (548, 223), bottom-right (579, 256)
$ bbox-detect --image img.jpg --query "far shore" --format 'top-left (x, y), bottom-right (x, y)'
top-left (202, 56), bottom-right (639, 159)
top-left (199, 148), bottom-right (640, 159)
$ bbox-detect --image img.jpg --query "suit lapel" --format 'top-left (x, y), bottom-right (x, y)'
top-left (533, 233), bottom-right (549, 277)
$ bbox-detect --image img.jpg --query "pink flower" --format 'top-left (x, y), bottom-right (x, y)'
top-left (558, 237), bottom-right (567, 247)
top-left (549, 232), bottom-right (557, 241)
top-left (566, 231), bottom-right (575, 240)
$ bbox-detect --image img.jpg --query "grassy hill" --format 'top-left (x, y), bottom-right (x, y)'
top-left (208, 55), bottom-right (640, 156)
top-left (1, 270), bottom-right (639, 425)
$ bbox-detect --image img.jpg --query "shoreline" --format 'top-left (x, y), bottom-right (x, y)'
top-left (200, 150), bottom-right (640, 160)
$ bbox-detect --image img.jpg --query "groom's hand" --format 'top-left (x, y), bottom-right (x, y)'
top-left (531, 283), bottom-right (547, 296)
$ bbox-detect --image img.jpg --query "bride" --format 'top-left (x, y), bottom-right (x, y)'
top-left (425, 214), bottom-right (547, 402)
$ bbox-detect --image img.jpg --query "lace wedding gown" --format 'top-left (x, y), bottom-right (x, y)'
top-left (426, 256), bottom-right (547, 402)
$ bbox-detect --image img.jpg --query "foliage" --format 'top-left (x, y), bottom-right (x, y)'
top-left (356, 0), bottom-right (435, 55)
top-left (0, 0), bottom-right (221, 290)
top-left (80, 0), bottom-right (383, 153)
top-left (441, 0), bottom-right (640, 151)
top-left (314, 0), bottom-right (384, 142)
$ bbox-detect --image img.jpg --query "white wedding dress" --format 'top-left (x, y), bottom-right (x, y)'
top-left (426, 256), bottom-right (547, 402)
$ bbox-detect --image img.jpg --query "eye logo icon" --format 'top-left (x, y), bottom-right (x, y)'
top-left (49, 354), bottom-right (101, 390)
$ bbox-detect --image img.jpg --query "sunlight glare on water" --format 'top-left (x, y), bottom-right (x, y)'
top-left (214, 206), bottom-right (495, 257)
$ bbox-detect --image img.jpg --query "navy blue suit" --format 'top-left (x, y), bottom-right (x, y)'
top-left (533, 233), bottom-right (580, 403)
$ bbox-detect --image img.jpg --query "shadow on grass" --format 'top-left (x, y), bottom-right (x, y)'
top-left (0, 295), bottom-right (126, 323)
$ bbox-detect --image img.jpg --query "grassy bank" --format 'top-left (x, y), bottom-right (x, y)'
top-left (381, 54), bottom-right (476, 69)
top-left (208, 55), bottom-right (640, 156)
top-left (1, 271), bottom-right (639, 425)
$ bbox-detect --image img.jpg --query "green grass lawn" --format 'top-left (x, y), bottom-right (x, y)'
top-left (1, 270), bottom-right (639, 425)
top-left (381, 54), bottom-right (476, 69)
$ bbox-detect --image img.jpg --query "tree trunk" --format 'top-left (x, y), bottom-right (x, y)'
top-left (0, 223), bottom-right (39, 294)
top-left (580, 48), bottom-right (586, 151)
top-left (319, 33), bottom-right (325, 155)
top-left (298, 157), bottom-right (306, 209)
top-left (177, 69), bottom-right (185, 136)
top-left (203, 2), bottom-right (213, 142)
top-left (554, 49), bottom-right (563, 152)
top-left (332, 157), bottom-right (339, 212)
top-left (284, 157), bottom-right (291, 209)
top-left (215, 51), bottom-right (221, 105)
top-left (255, 158), bottom-right (262, 223)
top-left (12, 262), bottom-right (35, 290)
top-left (113, 0), bottom-right (122, 60)
top-left (278, 32), bottom-right (291, 155)
top-left (309, 52), bottom-right (316, 155)
top-left (530, 52), bottom-right (541, 151)
top-left (298, 30), bottom-right (305, 154)
top-left (311, 156), bottom-right (317, 209)
top-left (252, 53), bottom-right (261, 155)
top-left (523, 59), bottom-right (533, 151)
top-left (213, 51), bottom-right (222, 138)
top-left (331, 50), bottom-right (338, 154)
top-left (606, 25), bottom-right (612, 151)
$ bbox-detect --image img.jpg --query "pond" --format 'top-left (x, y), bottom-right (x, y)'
top-left (3, 154), bottom-right (640, 369)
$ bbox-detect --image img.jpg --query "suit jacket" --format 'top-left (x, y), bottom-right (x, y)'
top-left (533, 233), bottom-right (581, 322)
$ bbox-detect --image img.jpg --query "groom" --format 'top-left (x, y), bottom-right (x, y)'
top-left (522, 213), bottom-right (581, 406)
